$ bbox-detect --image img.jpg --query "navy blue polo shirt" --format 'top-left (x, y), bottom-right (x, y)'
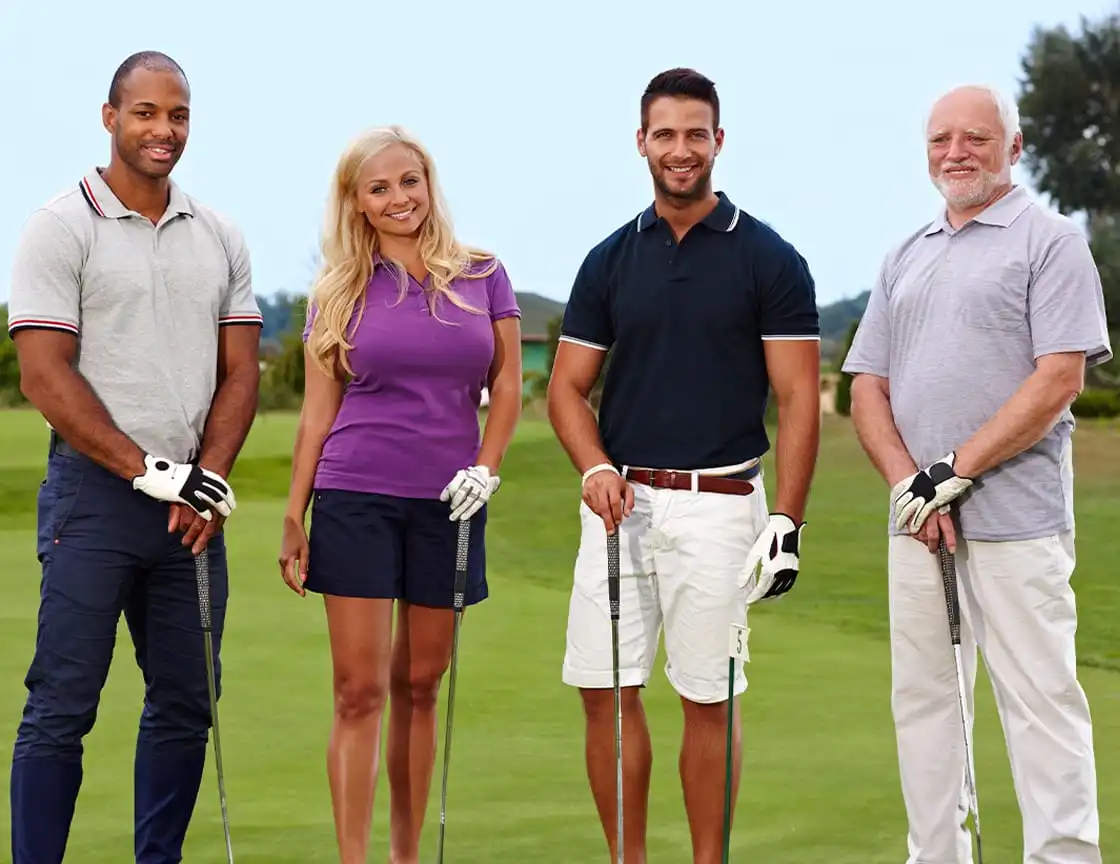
top-left (559, 191), bottom-right (819, 470)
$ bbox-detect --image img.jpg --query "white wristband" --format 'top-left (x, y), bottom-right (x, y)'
top-left (582, 462), bottom-right (620, 485)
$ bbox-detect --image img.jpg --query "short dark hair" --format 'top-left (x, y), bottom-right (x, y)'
top-left (641, 67), bottom-right (720, 131)
top-left (108, 51), bottom-right (189, 108)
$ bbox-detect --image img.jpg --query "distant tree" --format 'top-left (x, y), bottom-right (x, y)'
top-left (1017, 12), bottom-right (1120, 388)
top-left (834, 318), bottom-right (860, 417)
top-left (0, 305), bottom-right (27, 407)
top-left (259, 295), bottom-right (309, 411)
top-left (1018, 13), bottom-right (1120, 224)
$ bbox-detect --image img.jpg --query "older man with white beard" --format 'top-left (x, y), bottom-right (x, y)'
top-left (843, 84), bottom-right (1112, 863)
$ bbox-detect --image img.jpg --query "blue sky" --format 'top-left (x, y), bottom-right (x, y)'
top-left (0, 0), bottom-right (1110, 308)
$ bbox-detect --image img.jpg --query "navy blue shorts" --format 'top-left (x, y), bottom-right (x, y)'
top-left (305, 488), bottom-right (488, 608)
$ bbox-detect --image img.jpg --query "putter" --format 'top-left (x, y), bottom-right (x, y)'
top-left (194, 548), bottom-right (234, 864)
top-left (937, 525), bottom-right (983, 864)
top-left (723, 619), bottom-right (749, 863)
top-left (436, 517), bottom-right (471, 863)
top-left (607, 529), bottom-right (624, 864)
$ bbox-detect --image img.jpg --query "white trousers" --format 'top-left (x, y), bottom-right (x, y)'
top-left (561, 474), bottom-right (769, 704)
top-left (888, 531), bottom-right (1101, 864)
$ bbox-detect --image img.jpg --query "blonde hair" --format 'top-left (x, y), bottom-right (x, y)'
top-left (305, 125), bottom-right (497, 378)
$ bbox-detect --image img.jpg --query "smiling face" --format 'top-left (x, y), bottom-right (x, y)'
top-left (638, 95), bottom-right (723, 203)
top-left (102, 67), bottom-right (190, 179)
top-left (926, 87), bottom-right (1021, 212)
top-left (355, 142), bottom-right (431, 239)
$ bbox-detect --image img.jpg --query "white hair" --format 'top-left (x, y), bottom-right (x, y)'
top-left (926, 84), bottom-right (1022, 153)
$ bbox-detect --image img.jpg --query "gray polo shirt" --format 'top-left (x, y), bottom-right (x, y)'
top-left (6, 167), bottom-right (263, 464)
top-left (843, 185), bottom-right (1112, 542)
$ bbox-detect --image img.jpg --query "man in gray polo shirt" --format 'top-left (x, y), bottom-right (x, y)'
top-left (844, 83), bottom-right (1111, 863)
top-left (6, 52), bottom-right (262, 864)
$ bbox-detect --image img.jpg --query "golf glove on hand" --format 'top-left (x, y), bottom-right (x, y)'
top-left (741, 513), bottom-right (804, 605)
top-left (132, 454), bottom-right (237, 521)
top-left (440, 465), bottom-right (501, 521)
top-left (891, 451), bottom-right (973, 534)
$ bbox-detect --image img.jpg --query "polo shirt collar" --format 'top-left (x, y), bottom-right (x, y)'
top-left (636, 190), bottom-right (741, 233)
top-left (923, 184), bottom-right (1032, 236)
top-left (80, 167), bottom-right (194, 220)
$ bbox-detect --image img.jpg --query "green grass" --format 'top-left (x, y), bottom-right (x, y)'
top-left (0, 407), bottom-right (1117, 862)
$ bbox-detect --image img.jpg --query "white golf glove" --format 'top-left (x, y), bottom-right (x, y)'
top-left (741, 514), bottom-right (804, 605)
top-left (132, 454), bottom-right (237, 521)
top-left (891, 451), bottom-right (973, 534)
top-left (440, 465), bottom-right (501, 521)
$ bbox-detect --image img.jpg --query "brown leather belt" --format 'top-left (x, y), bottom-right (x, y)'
top-left (624, 464), bottom-right (758, 496)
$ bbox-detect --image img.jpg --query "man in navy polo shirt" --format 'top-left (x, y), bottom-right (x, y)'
top-left (547, 67), bottom-right (821, 862)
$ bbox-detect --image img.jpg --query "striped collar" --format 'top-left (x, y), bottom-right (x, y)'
top-left (636, 190), bottom-right (741, 233)
top-left (79, 167), bottom-right (194, 220)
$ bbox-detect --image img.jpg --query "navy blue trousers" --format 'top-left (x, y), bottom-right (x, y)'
top-left (9, 444), bottom-right (228, 864)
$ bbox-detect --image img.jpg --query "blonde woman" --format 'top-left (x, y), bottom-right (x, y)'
top-left (278, 126), bottom-right (522, 863)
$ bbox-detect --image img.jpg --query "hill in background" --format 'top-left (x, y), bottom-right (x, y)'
top-left (256, 289), bottom-right (870, 364)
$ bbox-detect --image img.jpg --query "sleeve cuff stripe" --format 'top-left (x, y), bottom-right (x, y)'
top-left (761, 334), bottom-right (821, 341)
top-left (559, 335), bottom-right (609, 350)
top-left (8, 318), bottom-right (79, 335)
top-left (219, 314), bottom-right (264, 325)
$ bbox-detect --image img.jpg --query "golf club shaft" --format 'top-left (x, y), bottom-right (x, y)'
top-left (722, 654), bottom-right (734, 864)
top-left (194, 548), bottom-right (234, 864)
top-left (937, 535), bottom-right (983, 864)
top-left (607, 530), bottom-right (623, 864)
top-left (436, 518), bottom-right (471, 863)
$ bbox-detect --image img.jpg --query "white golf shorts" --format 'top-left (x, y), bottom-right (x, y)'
top-left (561, 471), bottom-right (769, 704)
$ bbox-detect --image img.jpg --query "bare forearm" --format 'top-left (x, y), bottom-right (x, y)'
top-left (22, 366), bottom-right (145, 481)
top-left (953, 370), bottom-right (1081, 478)
top-left (198, 365), bottom-right (260, 477)
top-left (850, 378), bottom-right (918, 487)
top-left (772, 388), bottom-right (820, 524)
top-left (547, 384), bottom-right (611, 475)
top-left (285, 420), bottom-right (331, 524)
top-left (477, 379), bottom-right (521, 473)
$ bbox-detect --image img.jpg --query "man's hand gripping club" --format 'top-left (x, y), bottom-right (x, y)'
top-left (582, 462), bottom-right (633, 534)
top-left (132, 454), bottom-right (238, 521)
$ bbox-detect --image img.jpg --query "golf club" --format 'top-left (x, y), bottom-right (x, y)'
top-left (607, 529), bottom-right (624, 864)
top-left (723, 619), bottom-right (749, 863)
top-left (436, 517), bottom-right (471, 863)
top-left (194, 548), bottom-right (234, 864)
top-left (937, 520), bottom-right (983, 864)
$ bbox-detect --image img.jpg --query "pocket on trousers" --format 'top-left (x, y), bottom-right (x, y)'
top-left (36, 465), bottom-right (86, 562)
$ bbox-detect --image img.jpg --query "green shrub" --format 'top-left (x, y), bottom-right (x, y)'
top-left (833, 319), bottom-right (860, 417)
top-left (1072, 388), bottom-right (1120, 418)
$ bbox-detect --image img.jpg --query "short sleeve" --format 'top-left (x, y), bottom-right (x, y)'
top-left (6, 209), bottom-right (84, 339)
top-left (1029, 232), bottom-right (1113, 367)
top-left (559, 248), bottom-right (613, 351)
top-left (485, 259), bottom-right (521, 322)
top-left (301, 300), bottom-right (318, 344)
top-left (841, 259), bottom-right (893, 379)
top-left (759, 242), bottom-right (820, 341)
top-left (218, 223), bottom-right (264, 327)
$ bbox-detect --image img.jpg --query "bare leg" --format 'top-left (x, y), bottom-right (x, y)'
top-left (680, 695), bottom-right (741, 864)
top-left (323, 595), bottom-right (395, 864)
top-left (386, 601), bottom-right (457, 863)
top-left (581, 687), bottom-right (652, 863)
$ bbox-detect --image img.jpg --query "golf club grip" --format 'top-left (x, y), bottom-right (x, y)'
top-left (938, 539), bottom-right (961, 644)
top-left (194, 549), bottom-right (212, 631)
top-left (606, 531), bottom-right (620, 620)
top-left (453, 519), bottom-right (471, 611)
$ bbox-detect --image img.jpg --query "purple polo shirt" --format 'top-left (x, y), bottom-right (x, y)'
top-left (303, 256), bottom-right (521, 500)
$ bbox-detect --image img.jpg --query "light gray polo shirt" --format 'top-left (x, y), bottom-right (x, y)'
top-left (843, 185), bottom-right (1112, 542)
top-left (7, 167), bottom-right (263, 464)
